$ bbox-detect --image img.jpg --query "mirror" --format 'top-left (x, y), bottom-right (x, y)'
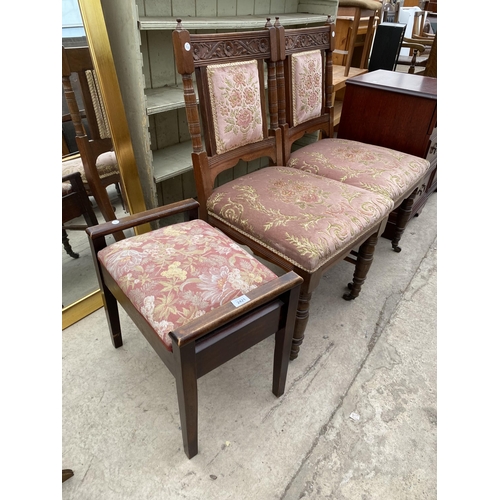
top-left (62, 0), bottom-right (147, 329)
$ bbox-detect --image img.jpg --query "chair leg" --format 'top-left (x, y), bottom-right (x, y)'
top-left (343, 232), bottom-right (379, 301)
top-left (360, 15), bottom-right (376, 69)
top-left (62, 469), bottom-right (74, 483)
top-left (173, 343), bottom-right (198, 459)
top-left (392, 188), bottom-right (418, 253)
top-left (115, 182), bottom-right (127, 213)
top-left (62, 229), bottom-right (79, 259)
top-left (344, 9), bottom-right (362, 77)
top-left (273, 329), bottom-right (293, 396)
top-left (274, 284), bottom-right (300, 387)
top-left (101, 283), bottom-right (123, 348)
top-left (290, 289), bottom-right (313, 361)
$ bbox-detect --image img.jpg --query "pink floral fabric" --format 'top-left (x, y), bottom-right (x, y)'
top-left (207, 167), bottom-right (394, 273)
top-left (291, 50), bottom-right (322, 126)
top-left (287, 139), bottom-right (430, 202)
top-left (98, 219), bottom-right (278, 351)
top-left (207, 60), bottom-right (264, 154)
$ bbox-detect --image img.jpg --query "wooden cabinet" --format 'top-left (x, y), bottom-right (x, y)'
top-left (100, 0), bottom-right (340, 209)
top-left (336, 69), bottom-right (437, 240)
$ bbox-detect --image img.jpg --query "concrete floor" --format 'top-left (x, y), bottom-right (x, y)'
top-left (62, 193), bottom-right (437, 499)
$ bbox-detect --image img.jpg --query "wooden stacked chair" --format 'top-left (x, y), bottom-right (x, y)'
top-left (171, 19), bottom-right (394, 360)
top-left (275, 17), bottom-right (431, 253)
top-left (336, 0), bottom-right (383, 76)
top-left (62, 46), bottom-right (125, 241)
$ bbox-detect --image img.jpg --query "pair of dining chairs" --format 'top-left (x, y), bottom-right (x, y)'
top-left (86, 16), bottom-right (431, 458)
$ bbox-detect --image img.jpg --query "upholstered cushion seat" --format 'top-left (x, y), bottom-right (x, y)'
top-left (61, 151), bottom-right (119, 185)
top-left (287, 139), bottom-right (430, 204)
top-left (207, 167), bottom-right (394, 273)
top-left (98, 219), bottom-right (278, 351)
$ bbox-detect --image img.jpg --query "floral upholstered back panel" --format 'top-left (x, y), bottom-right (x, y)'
top-left (291, 50), bottom-right (322, 126)
top-left (207, 60), bottom-right (264, 155)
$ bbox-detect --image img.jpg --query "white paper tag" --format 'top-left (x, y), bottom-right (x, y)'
top-left (231, 295), bottom-right (250, 307)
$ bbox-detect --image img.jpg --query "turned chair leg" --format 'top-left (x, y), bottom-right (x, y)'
top-left (290, 290), bottom-right (313, 360)
top-left (62, 229), bottom-right (79, 259)
top-left (344, 232), bottom-right (379, 301)
top-left (392, 188), bottom-right (418, 253)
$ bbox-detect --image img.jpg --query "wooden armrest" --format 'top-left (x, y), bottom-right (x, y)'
top-left (169, 271), bottom-right (303, 347)
top-left (405, 35), bottom-right (434, 46)
top-left (413, 33), bottom-right (435, 40)
top-left (401, 40), bottom-right (426, 54)
top-left (86, 198), bottom-right (200, 239)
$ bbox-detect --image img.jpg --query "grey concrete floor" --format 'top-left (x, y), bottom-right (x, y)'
top-left (62, 193), bottom-right (437, 500)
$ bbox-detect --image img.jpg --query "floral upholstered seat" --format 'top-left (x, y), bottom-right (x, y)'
top-left (285, 49), bottom-right (430, 204)
top-left (207, 167), bottom-right (394, 273)
top-left (97, 219), bottom-right (278, 351)
top-left (203, 56), bottom-right (395, 257)
top-left (278, 26), bottom-right (432, 253)
top-left (287, 138), bottom-right (430, 204)
top-left (62, 150), bottom-right (119, 186)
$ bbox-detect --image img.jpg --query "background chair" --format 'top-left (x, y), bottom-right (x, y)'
top-left (335, 0), bottom-right (383, 76)
top-left (62, 45), bottom-right (125, 240)
top-left (62, 171), bottom-right (99, 260)
top-left (276, 19), bottom-right (431, 253)
top-left (172, 19), bottom-right (394, 360)
top-left (395, 4), bottom-right (436, 74)
top-left (86, 198), bottom-right (302, 458)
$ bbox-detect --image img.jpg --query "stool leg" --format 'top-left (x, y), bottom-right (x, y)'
top-left (273, 285), bottom-right (300, 394)
top-left (173, 343), bottom-right (198, 459)
top-left (101, 283), bottom-right (123, 348)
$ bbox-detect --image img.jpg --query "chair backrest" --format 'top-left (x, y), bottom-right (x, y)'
top-left (62, 46), bottom-right (113, 165)
top-left (172, 19), bottom-right (282, 218)
top-left (275, 18), bottom-right (336, 164)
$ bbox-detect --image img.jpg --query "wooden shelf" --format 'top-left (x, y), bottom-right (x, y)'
top-left (153, 141), bottom-right (194, 183)
top-left (145, 86), bottom-right (198, 115)
top-left (138, 13), bottom-right (329, 31)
